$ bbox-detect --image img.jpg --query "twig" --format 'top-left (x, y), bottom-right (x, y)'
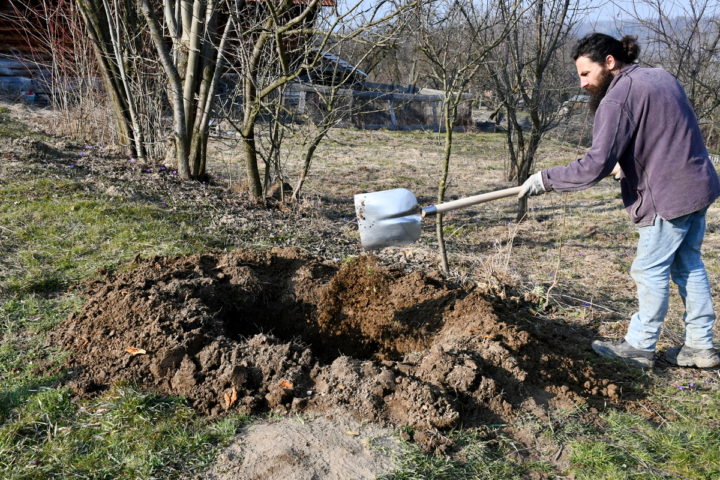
top-left (544, 193), bottom-right (568, 309)
top-left (555, 294), bottom-right (619, 313)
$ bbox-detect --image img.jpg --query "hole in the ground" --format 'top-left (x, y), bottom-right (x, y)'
top-left (214, 288), bottom-right (389, 363)
top-left (194, 255), bottom-right (449, 364)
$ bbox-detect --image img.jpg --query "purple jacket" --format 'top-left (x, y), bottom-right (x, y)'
top-left (541, 65), bottom-right (720, 226)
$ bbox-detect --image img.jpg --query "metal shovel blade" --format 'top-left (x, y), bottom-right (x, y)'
top-left (354, 188), bottom-right (422, 250)
top-left (355, 185), bottom-right (525, 250)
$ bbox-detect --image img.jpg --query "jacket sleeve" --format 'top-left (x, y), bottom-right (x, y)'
top-left (541, 98), bottom-right (635, 192)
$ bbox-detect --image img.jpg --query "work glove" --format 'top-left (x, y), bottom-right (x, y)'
top-left (610, 162), bottom-right (622, 181)
top-left (518, 172), bottom-right (546, 198)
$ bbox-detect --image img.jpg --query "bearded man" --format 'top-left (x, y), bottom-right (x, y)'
top-left (518, 33), bottom-right (720, 369)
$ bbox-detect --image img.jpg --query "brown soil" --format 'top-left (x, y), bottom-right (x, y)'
top-left (52, 248), bottom-right (643, 452)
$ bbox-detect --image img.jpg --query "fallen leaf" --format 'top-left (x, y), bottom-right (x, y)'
top-left (223, 388), bottom-right (238, 408)
top-left (279, 379), bottom-right (293, 390)
top-left (125, 347), bottom-right (147, 356)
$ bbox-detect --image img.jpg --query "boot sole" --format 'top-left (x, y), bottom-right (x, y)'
top-left (665, 347), bottom-right (720, 368)
top-left (674, 357), bottom-right (720, 369)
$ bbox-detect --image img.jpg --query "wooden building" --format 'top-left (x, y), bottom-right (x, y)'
top-left (0, 0), bottom-right (52, 98)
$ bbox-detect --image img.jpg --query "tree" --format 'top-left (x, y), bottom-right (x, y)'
top-left (487, 0), bottom-right (580, 220)
top-left (287, 41), bottom-right (386, 201)
top-left (219, 0), bottom-right (415, 200)
top-left (624, 0), bottom-right (720, 150)
top-left (139, 0), bottom-right (234, 179)
top-left (75, 0), bottom-right (156, 160)
top-left (413, 0), bottom-right (519, 272)
top-left (75, 0), bottom-right (299, 181)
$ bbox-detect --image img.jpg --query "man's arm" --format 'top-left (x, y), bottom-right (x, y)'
top-left (541, 98), bottom-right (635, 192)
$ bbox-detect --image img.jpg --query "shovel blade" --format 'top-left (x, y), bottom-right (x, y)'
top-left (354, 188), bottom-right (422, 250)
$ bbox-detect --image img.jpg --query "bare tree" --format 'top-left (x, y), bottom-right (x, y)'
top-left (287, 46), bottom-right (377, 201)
top-left (73, 0), bottom-right (237, 179)
top-left (75, 0), bottom-right (147, 158)
top-left (138, 0), bottom-right (233, 179)
top-left (623, 0), bottom-right (720, 150)
top-left (220, 0), bottom-right (415, 200)
top-left (487, 0), bottom-right (580, 220)
top-left (258, 23), bottom-right (409, 202)
top-left (413, 0), bottom-right (519, 272)
top-left (1, 1), bottom-right (112, 141)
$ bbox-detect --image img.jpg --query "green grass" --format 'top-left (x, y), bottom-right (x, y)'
top-left (0, 384), bottom-right (247, 480)
top-left (0, 176), bottom-right (222, 295)
top-left (0, 106), bottom-right (33, 138)
top-left (383, 428), bottom-right (553, 479)
top-left (569, 386), bottom-right (720, 479)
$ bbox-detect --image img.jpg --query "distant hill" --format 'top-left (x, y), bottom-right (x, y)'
top-left (575, 19), bottom-right (650, 39)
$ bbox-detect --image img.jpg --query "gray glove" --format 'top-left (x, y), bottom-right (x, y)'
top-left (518, 172), bottom-right (546, 198)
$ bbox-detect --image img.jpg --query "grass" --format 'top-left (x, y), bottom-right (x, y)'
top-left (0, 384), bottom-right (247, 480)
top-left (383, 428), bottom-right (554, 479)
top-left (2, 105), bottom-right (720, 478)
top-left (0, 105), bottom-right (34, 138)
top-left (570, 385), bottom-right (720, 479)
top-left (0, 293), bottom-right (79, 421)
top-left (0, 175), bottom-right (222, 295)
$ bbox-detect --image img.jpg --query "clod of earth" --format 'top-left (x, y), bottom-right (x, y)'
top-left (52, 248), bottom-right (642, 451)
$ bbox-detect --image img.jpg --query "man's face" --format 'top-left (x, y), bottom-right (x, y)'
top-left (575, 56), bottom-right (609, 93)
top-left (575, 55), bottom-right (615, 113)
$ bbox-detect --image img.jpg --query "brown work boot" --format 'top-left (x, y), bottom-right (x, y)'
top-left (591, 339), bottom-right (655, 368)
top-left (664, 345), bottom-right (720, 368)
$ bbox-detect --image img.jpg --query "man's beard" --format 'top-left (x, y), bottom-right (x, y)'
top-left (588, 69), bottom-right (614, 114)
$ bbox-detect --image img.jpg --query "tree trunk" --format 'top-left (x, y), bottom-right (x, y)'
top-left (292, 132), bottom-right (324, 201)
top-left (76, 0), bottom-right (136, 155)
top-left (436, 97), bottom-right (455, 274)
top-left (516, 196), bottom-right (528, 221)
top-left (243, 124), bottom-right (263, 199)
top-left (139, 0), bottom-right (189, 178)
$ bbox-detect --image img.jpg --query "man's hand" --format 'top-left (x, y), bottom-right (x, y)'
top-left (518, 172), bottom-right (546, 198)
top-left (610, 163), bottom-right (622, 181)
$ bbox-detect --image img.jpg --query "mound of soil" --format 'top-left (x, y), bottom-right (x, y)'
top-left (52, 248), bottom-right (640, 451)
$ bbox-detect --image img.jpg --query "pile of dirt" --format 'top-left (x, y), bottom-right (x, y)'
top-left (52, 248), bottom-right (641, 451)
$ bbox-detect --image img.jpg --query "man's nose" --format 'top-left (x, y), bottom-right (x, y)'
top-left (580, 78), bottom-right (589, 89)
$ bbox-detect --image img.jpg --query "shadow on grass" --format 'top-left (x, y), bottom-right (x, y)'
top-left (0, 374), bottom-right (66, 423)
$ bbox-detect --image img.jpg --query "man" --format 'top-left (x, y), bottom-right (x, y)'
top-left (519, 33), bottom-right (720, 369)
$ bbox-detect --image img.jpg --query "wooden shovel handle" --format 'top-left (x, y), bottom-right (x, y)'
top-left (422, 186), bottom-right (523, 217)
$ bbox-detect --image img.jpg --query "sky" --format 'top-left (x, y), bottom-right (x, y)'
top-left (578, 0), bottom-right (702, 39)
top-left (338, 1), bottom-right (705, 43)
top-left (586, 0), bottom-right (687, 22)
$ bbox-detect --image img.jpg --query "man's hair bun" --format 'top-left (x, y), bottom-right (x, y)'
top-left (621, 35), bottom-right (640, 63)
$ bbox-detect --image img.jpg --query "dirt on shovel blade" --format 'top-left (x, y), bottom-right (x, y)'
top-left (52, 247), bottom-right (641, 451)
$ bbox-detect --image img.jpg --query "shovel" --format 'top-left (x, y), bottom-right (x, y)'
top-left (354, 186), bottom-right (522, 250)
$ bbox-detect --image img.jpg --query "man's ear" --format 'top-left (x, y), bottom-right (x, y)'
top-left (605, 55), bottom-right (618, 71)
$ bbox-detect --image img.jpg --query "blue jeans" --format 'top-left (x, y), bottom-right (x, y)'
top-left (625, 209), bottom-right (716, 351)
